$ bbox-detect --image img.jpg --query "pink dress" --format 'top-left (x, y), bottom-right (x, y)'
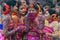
top-left (43, 26), bottom-right (54, 40)
top-left (25, 26), bottom-right (40, 40)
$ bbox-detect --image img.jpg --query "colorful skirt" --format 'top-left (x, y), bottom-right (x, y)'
top-left (26, 35), bottom-right (40, 40)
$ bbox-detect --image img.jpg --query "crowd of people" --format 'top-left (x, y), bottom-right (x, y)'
top-left (0, 0), bottom-right (60, 40)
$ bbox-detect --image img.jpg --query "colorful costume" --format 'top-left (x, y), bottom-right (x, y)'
top-left (24, 13), bottom-right (40, 40)
top-left (50, 21), bottom-right (59, 40)
top-left (9, 17), bottom-right (26, 40)
top-left (43, 26), bottom-right (54, 40)
top-left (36, 15), bottom-right (45, 40)
top-left (43, 16), bottom-right (54, 40)
top-left (37, 15), bottom-right (45, 30)
top-left (9, 2), bottom-right (27, 39)
top-left (2, 3), bottom-right (11, 40)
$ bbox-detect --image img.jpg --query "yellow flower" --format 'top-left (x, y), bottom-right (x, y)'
top-left (44, 19), bottom-right (48, 26)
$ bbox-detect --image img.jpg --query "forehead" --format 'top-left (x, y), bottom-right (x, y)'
top-left (19, 6), bottom-right (24, 9)
top-left (28, 8), bottom-right (36, 10)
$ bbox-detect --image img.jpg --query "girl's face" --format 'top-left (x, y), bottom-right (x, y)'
top-left (19, 6), bottom-right (25, 15)
top-left (13, 5), bottom-right (18, 12)
top-left (28, 8), bottom-right (37, 14)
top-left (28, 8), bottom-right (37, 20)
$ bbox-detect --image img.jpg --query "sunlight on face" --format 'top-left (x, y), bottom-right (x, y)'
top-left (13, 5), bottom-right (18, 12)
top-left (19, 6), bottom-right (25, 14)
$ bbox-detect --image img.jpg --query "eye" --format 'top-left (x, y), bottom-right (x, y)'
top-left (32, 9), bottom-right (35, 11)
top-left (21, 8), bottom-right (24, 10)
top-left (32, 10), bottom-right (34, 11)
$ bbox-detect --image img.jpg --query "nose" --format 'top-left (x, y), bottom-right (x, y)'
top-left (31, 10), bottom-right (33, 13)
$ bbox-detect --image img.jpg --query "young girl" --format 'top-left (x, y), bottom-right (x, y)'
top-left (9, 3), bottom-right (27, 40)
top-left (2, 2), bottom-right (11, 40)
top-left (24, 4), bottom-right (41, 40)
top-left (51, 14), bottom-right (59, 40)
top-left (43, 17), bottom-right (54, 40)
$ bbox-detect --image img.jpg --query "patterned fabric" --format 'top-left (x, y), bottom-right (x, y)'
top-left (26, 28), bottom-right (40, 40)
top-left (8, 16), bottom-right (26, 40)
top-left (43, 35), bottom-right (52, 40)
top-left (37, 15), bottom-right (45, 30)
top-left (42, 26), bottom-right (53, 40)
top-left (24, 15), bottom-right (40, 40)
top-left (2, 14), bottom-right (10, 35)
top-left (27, 36), bottom-right (39, 40)
top-left (43, 26), bottom-right (54, 33)
top-left (50, 21), bottom-right (59, 37)
top-left (14, 24), bottom-right (25, 40)
top-left (1, 14), bottom-right (11, 40)
top-left (8, 23), bottom-right (25, 40)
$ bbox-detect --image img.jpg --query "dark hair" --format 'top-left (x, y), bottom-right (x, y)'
top-left (17, 1), bottom-right (21, 8)
top-left (18, 3), bottom-right (27, 15)
top-left (33, 4), bottom-right (38, 10)
top-left (49, 8), bottom-right (57, 15)
top-left (5, 0), bottom-right (16, 6)
top-left (37, 2), bottom-right (40, 6)
top-left (28, 4), bottom-right (38, 10)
